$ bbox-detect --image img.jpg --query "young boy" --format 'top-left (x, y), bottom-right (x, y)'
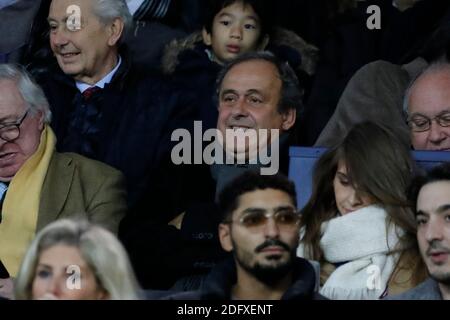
top-left (163, 0), bottom-right (273, 130)
top-left (201, 0), bottom-right (270, 65)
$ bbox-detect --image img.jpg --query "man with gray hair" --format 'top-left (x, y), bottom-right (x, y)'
top-left (0, 64), bottom-right (127, 299)
top-left (37, 0), bottom-right (194, 220)
top-left (403, 62), bottom-right (450, 151)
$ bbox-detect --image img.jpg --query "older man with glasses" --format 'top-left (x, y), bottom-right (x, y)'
top-left (404, 62), bottom-right (450, 151)
top-left (167, 171), bottom-right (325, 300)
top-left (0, 64), bottom-right (127, 299)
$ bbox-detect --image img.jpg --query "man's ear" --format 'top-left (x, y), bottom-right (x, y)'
top-left (257, 34), bottom-right (270, 50)
top-left (280, 108), bottom-right (296, 131)
top-left (202, 27), bottom-right (212, 46)
top-left (107, 17), bottom-right (124, 46)
top-left (218, 223), bottom-right (233, 252)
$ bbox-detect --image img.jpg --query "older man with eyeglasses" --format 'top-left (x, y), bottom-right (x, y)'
top-left (0, 64), bottom-right (127, 299)
top-left (404, 62), bottom-right (450, 151)
top-left (167, 171), bottom-right (325, 300)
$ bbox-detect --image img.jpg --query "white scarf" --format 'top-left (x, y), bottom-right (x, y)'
top-left (298, 205), bottom-right (403, 300)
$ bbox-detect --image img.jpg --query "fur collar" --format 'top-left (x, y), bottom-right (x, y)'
top-left (161, 28), bottom-right (319, 76)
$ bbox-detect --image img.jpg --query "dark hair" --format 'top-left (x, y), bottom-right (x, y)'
top-left (202, 0), bottom-right (273, 40)
top-left (408, 162), bottom-right (450, 214)
top-left (218, 171), bottom-right (297, 222)
top-left (418, 24), bottom-right (450, 63)
top-left (300, 121), bottom-right (418, 260)
top-left (215, 51), bottom-right (304, 116)
top-left (401, 10), bottom-right (450, 64)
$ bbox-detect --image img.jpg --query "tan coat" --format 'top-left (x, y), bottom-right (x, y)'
top-left (37, 152), bottom-right (127, 235)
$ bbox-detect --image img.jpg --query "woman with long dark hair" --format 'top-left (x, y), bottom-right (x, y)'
top-left (298, 121), bottom-right (427, 299)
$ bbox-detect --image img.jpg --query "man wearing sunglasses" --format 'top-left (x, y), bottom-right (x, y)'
top-left (404, 62), bottom-right (450, 151)
top-left (168, 171), bottom-right (324, 300)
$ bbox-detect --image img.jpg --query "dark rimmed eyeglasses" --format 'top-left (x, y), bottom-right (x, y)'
top-left (0, 110), bottom-right (29, 142)
top-left (407, 111), bottom-right (450, 133)
top-left (225, 207), bottom-right (301, 230)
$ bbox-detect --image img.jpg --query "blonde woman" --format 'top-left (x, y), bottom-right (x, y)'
top-left (14, 219), bottom-right (141, 300)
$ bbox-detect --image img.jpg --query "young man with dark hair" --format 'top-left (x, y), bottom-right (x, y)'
top-left (388, 163), bottom-right (450, 300)
top-left (168, 172), bottom-right (324, 300)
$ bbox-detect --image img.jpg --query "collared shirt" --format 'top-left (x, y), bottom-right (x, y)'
top-left (75, 55), bottom-right (122, 93)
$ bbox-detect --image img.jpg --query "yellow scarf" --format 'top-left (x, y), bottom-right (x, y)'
top-left (0, 125), bottom-right (55, 277)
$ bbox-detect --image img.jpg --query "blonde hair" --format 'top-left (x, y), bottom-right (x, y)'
top-left (14, 219), bottom-right (141, 300)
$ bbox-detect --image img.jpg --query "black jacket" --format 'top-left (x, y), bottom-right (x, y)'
top-left (166, 256), bottom-right (326, 300)
top-left (36, 51), bottom-right (195, 221)
top-left (168, 42), bottom-right (222, 130)
top-left (122, 134), bottom-right (293, 290)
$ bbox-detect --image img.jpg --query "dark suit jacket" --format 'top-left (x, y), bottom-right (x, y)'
top-left (37, 152), bottom-right (127, 235)
top-left (35, 52), bottom-right (195, 222)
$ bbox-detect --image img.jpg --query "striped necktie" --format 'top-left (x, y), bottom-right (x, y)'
top-left (134, 0), bottom-right (171, 21)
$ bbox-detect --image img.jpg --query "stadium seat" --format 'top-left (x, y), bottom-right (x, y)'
top-left (289, 146), bottom-right (450, 210)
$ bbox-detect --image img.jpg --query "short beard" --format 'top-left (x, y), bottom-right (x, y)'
top-left (425, 242), bottom-right (450, 286)
top-left (244, 257), bottom-right (294, 286)
top-left (430, 271), bottom-right (450, 286)
top-left (234, 238), bottom-right (296, 286)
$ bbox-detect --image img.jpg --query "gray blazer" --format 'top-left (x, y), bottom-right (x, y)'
top-left (385, 278), bottom-right (443, 300)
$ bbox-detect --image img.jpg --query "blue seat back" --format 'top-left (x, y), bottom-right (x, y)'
top-left (289, 147), bottom-right (450, 210)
